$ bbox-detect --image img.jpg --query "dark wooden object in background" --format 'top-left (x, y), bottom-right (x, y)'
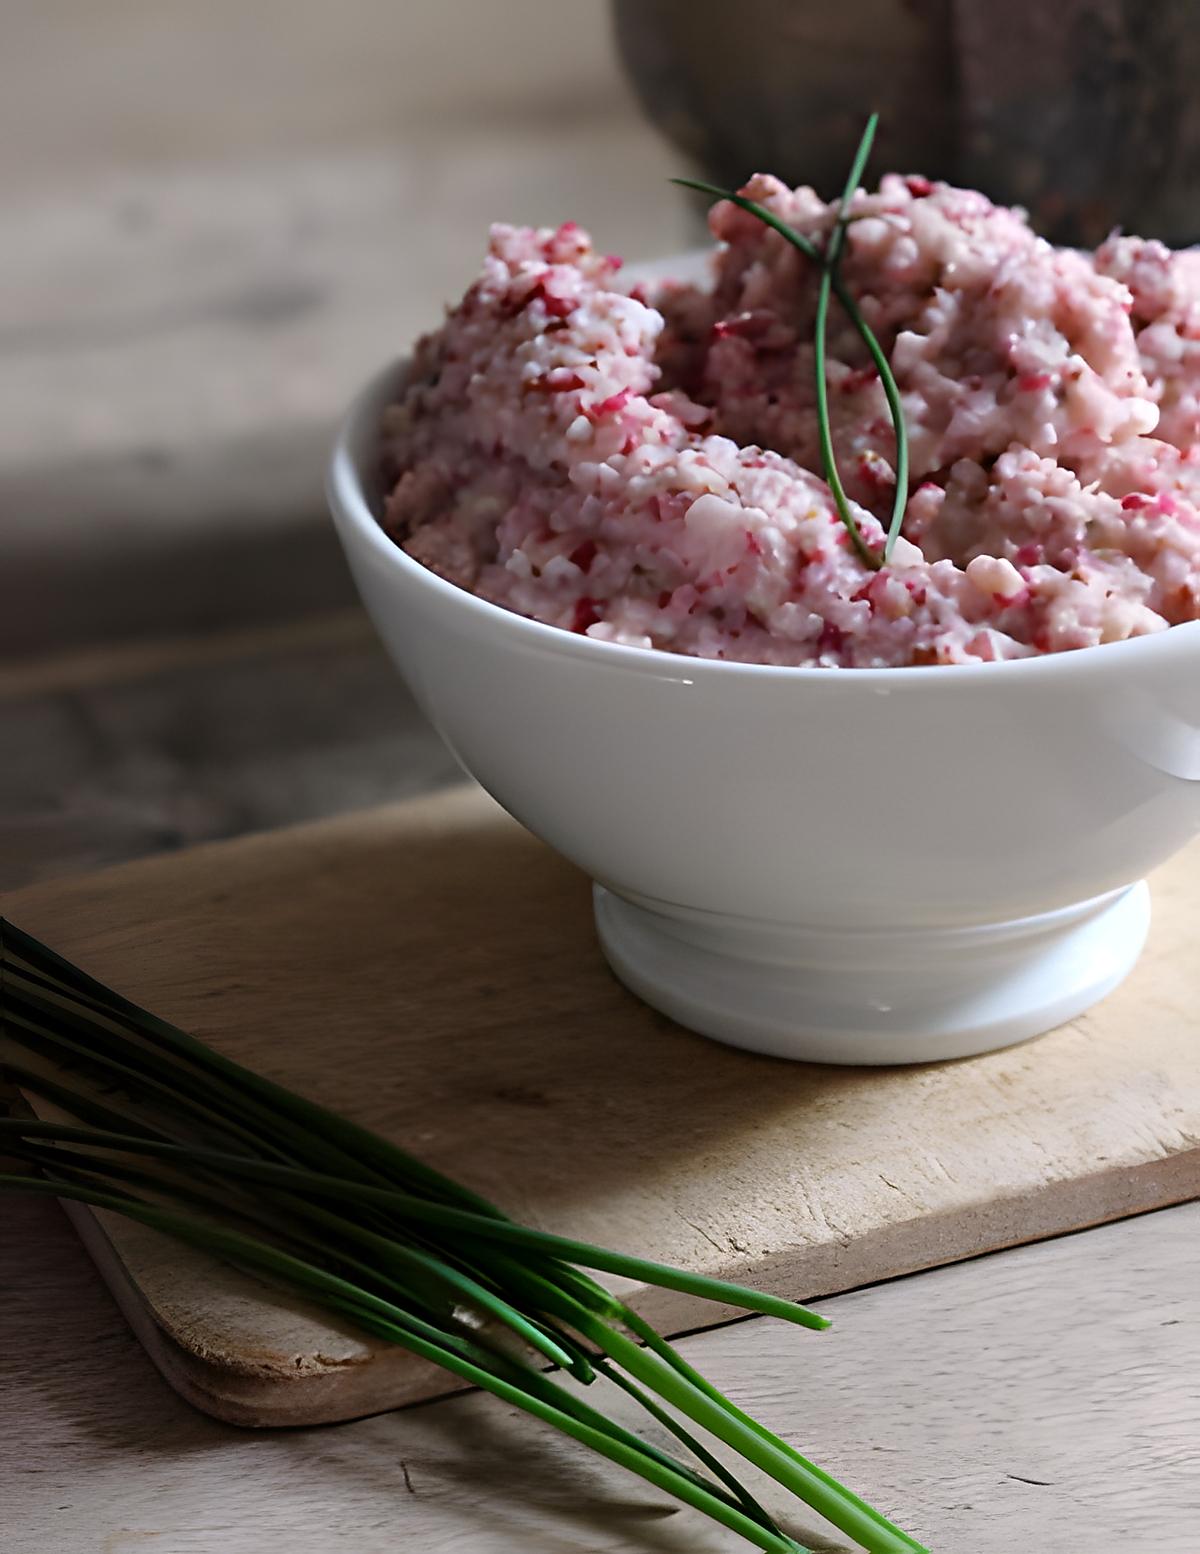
top-left (613, 0), bottom-right (955, 203)
top-left (614, 0), bottom-right (1200, 245)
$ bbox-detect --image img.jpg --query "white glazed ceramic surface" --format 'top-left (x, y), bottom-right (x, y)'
top-left (328, 358), bottom-right (1200, 1064)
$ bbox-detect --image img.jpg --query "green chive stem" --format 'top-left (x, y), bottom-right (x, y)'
top-left (550, 1287), bottom-right (924, 1554)
top-left (1, 920), bottom-right (925, 1554)
top-left (5, 922), bottom-right (505, 1216)
top-left (671, 112), bottom-right (911, 564)
top-left (0, 1118), bottom-right (830, 1330)
top-left (622, 1309), bottom-right (927, 1553)
top-left (2, 1175), bottom-right (806, 1554)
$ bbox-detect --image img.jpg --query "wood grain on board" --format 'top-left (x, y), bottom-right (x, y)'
top-left (3, 783), bottom-right (1198, 1426)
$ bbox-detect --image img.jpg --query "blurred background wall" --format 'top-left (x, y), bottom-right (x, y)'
top-left (1, 2), bottom-right (693, 887)
top-left (5, 1), bottom-right (623, 186)
top-left (2, 1), bottom-right (693, 658)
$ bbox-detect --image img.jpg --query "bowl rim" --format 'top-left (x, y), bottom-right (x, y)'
top-left (328, 355), bottom-right (1200, 690)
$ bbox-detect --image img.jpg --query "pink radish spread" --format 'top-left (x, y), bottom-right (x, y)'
top-left (380, 178), bottom-right (1200, 666)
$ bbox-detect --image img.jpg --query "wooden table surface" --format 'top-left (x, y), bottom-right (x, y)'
top-left (3, 1193), bottom-right (1196, 1553)
top-left (4, 8), bottom-right (1197, 1550)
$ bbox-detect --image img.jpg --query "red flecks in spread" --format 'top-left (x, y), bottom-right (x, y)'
top-left (527, 278), bottom-right (576, 319)
top-left (527, 370), bottom-right (586, 394)
top-left (547, 221), bottom-right (586, 260)
top-left (387, 196), bottom-right (1200, 667)
top-left (857, 453), bottom-right (895, 491)
top-left (841, 366), bottom-right (880, 394)
top-left (711, 310), bottom-right (774, 342)
top-left (859, 572), bottom-right (896, 613)
top-left (571, 597), bottom-right (601, 633)
top-left (818, 620), bottom-right (846, 654)
top-left (568, 539), bottom-right (598, 573)
top-left (589, 387), bottom-right (632, 418)
top-left (964, 630), bottom-right (1000, 662)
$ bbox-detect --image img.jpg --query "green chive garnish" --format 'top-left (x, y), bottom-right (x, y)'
top-left (673, 113), bottom-right (910, 568)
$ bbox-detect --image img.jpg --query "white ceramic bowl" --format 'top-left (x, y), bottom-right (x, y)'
top-left (329, 359), bottom-right (1200, 1065)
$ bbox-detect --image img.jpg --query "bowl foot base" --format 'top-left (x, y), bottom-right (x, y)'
top-left (593, 881), bottom-right (1151, 1065)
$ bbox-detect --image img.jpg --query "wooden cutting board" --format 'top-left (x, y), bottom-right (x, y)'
top-left (3, 783), bottom-right (1198, 1427)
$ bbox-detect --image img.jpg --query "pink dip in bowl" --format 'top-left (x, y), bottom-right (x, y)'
top-left (379, 176), bottom-right (1200, 668)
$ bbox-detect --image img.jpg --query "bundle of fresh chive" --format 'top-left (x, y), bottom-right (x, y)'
top-left (674, 112), bottom-right (910, 571)
top-left (0, 917), bottom-right (929, 1553)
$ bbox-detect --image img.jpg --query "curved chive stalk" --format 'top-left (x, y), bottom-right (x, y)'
top-left (813, 114), bottom-right (880, 568)
top-left (672, 113), bottom-right (911, 566)
top-left (1, 920), bottom-right (929, 1554)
